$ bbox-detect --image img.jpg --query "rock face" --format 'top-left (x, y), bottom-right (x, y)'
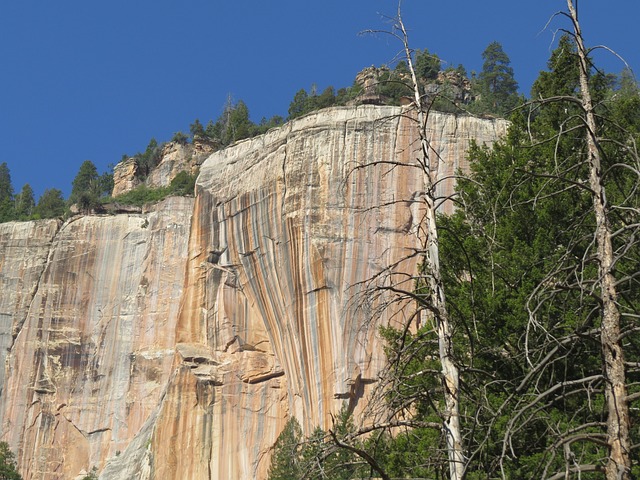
top-left (0, 198), bottom-right (193, 479)
top-left (0, 106), bottom-right (508, 479)
top-left (146, 141), bottom-right (210, 190)
top-left (112, 139), bottom-right (216, 197)
top-left (111, 159), bottom-right (141, 197)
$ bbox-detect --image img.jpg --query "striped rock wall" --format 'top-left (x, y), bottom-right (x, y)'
top-left (0, 106), bottom-right (507, 479)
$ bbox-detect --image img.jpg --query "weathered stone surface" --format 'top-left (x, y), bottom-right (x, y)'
top-left (0, 106), bottom-right (507, 479)
top-left (0, 197), bottom-right (192, 479)
top-left (111, 158), bottom-right (141, 197)
top-left (0, 220), bottom-right (61, 396)
top-left (170, 106), bottom-right (508, 478)
top-left (146, 140), bottom-right (214, 190)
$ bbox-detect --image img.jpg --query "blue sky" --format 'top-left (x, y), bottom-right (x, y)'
top-left (0, 1), bottom-right (638, 199)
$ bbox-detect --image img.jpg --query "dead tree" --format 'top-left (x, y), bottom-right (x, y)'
top-left (345, 4), bottom-right (466, 479)
top-left (565, 1), bottom-right (632, 477)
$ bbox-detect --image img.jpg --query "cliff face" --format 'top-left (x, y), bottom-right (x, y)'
top-left (0, 106), bottom-right (508, 479)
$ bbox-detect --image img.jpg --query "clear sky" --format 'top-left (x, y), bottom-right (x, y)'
top-left (0, 1), bottom-right (638, 199)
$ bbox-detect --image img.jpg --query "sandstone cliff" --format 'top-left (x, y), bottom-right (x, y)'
top-left (0, 106), bottom-right (507, 479)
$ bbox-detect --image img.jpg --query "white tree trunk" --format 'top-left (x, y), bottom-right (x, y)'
top-left (398, 10), bottom-right (465, 480)
top-left (566, 2), bottom-right (632, 478)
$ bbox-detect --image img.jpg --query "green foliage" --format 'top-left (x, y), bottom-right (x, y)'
top-left (436, 35), bottom-right (640, 477)
top-left (133, 138), bottom-right (163, 180)
top-left (267, 409), bottom-right (369, 480)
top-left (171, 131), bottom-right (189, 145)
top-left (338, 32), bottom-right (640, 480)
top-left (268, 418), bottom-right (303, 480)
top-left (414, 48), bottom-right (441, 81)
top-left (34, 189), bottom-right (66, 219)
top-left (168, 170), bottom-right (197, 196)
top-left (470, 41), bottom-right (519, 115)
top-left (0, 162), bottom-right (15, 222)
top-left (0, 442), bottom-right (22, 480)
top-left (255, 115), bottom-right (285, 135)
top-left (287, 84), bottom-right (362, 119)
top-left (288, 88), bottom-right (312, 119)
top-left (69, 160), bottom-right (111, 213)
top-left (377, 67), bottom-right (412, 105)
top-left (14, 184), bottom-right (35, 220)
top-left (199, 98), bottom-right (275, 146)
top-left (99, 170), bottom-right (114, 198)
top-left (111, 170), bottom-right (197, 206)
top-left (189, 118), bottom-right (206, 139)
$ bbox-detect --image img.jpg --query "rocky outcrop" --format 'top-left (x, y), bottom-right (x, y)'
top-left (0, 106), bottom-right (507, 479)
top-left (146, 141), bottom-right (207, 189)
top-left (111, 159), bottom-right (141, 197)
top-left (113, 139), bottom-right (216, 198)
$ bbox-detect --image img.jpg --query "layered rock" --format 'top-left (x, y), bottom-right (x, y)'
top-left (0, 106), bottom-right (507, 479)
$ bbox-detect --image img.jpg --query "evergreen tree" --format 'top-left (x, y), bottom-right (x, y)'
top-left (474, 41), bottom-right (519, 115)
top-left (69, 160), bottom-right (100, 213)
top-left (268, 418), bottom-right (302, 480)
top-left (134, 138), bottom-right (162, 180)
top-left (414, 48), bottom-right (441, 82)
top-left (14, 183), bottom-right (35, 219)
top-left (288, 88), bottom-right (310, 119)
top-left (0, 442), bottom-right (22, 480)
top-left (0, 162), bottom-right (15, 222)
top-left (436, 28), bottom-right (640, 479)
top-left (98, 170), bottom-right (114, 198)
top-left (205, 99), bottom-right (257, 146)
top-left (226, 100), bottom-right (253, 143)
top-left (34, 189), bottom-right (66, 219)
top-left (189, 118), bottom-right (206, 139)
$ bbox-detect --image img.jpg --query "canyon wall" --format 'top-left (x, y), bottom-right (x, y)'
top-left (0, 106), bottom-right (508, 479)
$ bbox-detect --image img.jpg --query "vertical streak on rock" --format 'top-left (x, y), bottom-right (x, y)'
top-left (0, 106), bottom-right (508, 480)
top-left (0, 220), bottom-right (61, 402)
top-left (0, 198), bottom-right (192, 480)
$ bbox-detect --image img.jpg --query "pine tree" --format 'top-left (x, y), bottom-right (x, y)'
top-left (14, 183), bottom-right (35, 219)
top-left (268, 418), bottom-right (302, 480)
top-left (34, 189), bottom-right (66, 219)
top-left (475, 41), bottom-right (519, 115)
top-left (0, 442), bottom-right (22, 480)
top-left (0, 162), bottom-right (15, 222)
top-left (69, 160), bottom-right (100, 213)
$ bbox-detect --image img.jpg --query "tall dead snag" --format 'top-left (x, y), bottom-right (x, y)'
top-left (395, 7), bottom-right (465, 479)
top-left (565, 1), bottom-right (632, 477)
top-left (345, 5), bottom-right (466, 478)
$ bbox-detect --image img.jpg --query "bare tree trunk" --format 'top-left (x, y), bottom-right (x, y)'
top-left (397, 9), bottom-right (465, 480)
top-left (566, 1), bottom-right (632, 478)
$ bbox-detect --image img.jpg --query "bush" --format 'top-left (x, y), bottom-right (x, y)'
top-left (110, 170), bottom-right (197, 207)
top-left (168, 171), bottom-right (197, 196)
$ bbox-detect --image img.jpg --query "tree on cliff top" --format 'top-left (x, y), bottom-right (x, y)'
top-left (475, 41), bottom-right (519, 115)
top-left (69, 160), bottom-right (100, 212)
top-left (34, 188), bottom-right (66, 219)
top-left (14, 183), bottom-right (35, 220)
top-left (0, 162), bottom-right (15, 222)
top-left (68, 160), bottom-right (113, 213)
